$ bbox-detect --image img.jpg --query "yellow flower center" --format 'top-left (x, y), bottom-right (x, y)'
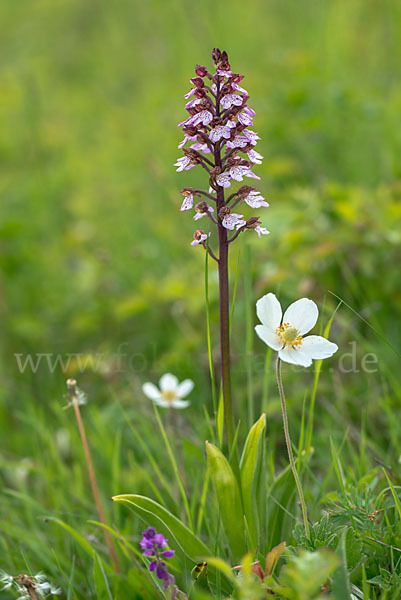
top-left (276, 323), bottom-right (303, 348)
top-left (161, 390), bottom-right (178, 403)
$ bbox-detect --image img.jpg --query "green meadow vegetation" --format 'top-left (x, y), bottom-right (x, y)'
top-left (1, 0), bottom-right (401, 598)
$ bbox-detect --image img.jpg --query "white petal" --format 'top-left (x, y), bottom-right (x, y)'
top-left (171, 399), bottom-right (190, 409)
top-left (278, 346), bottom-right (312, 367)
top-left (256, 293), bottom-right (282, 331)
top-left (283, 298), bottom-right (318, 335)
top-left (301, 336), bottom-right (338, 360)
top-left (177, 379), bottom-right (194, 398)
top-left (255, 325), bottom-right (282, 351)
top-left (159, 373), bottom-right (179, 391)
top-left (152, 398), bottom-right (171, 408)
top-left (142, 382), bottom-right (161, 401)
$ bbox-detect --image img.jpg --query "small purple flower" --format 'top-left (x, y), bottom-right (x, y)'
top-left (244, 105), bottom-right (256, 117)
top-left (194, 201), bottom-right (214, 220)
top-left (232, 82), bottom-right (248, 94)
top-left (156, 562), bottom-right (169, 581)
top-left (215, 173), bottom-right (231, 188)
top-left (184, 88), bottom-right (196, 99)
top-left (180, 188), bottom-right (196, 211)
top-left (245, 170), bottom-right (261, 180)
top-left (216, 68), bottom-right (232, 77)
top-left (191, 230), bottom-right (210, 246)
top-left (140, 527), bottom-right (176, 582)
top-left (245, 217), bottom-right (270, 238)
top-left (222, 212), bottom-right (246, 230)
top-left (242, 129), bottom-right (261, 145)
top-left (178, 134), bottom-right (196, 149)
top-left (209, 125), bottom-right (232, 142)
top-left (185, 97), bottom-right (202, 109)
top-left (229, 165), bottom-right (252, 182)
top-left (254, 225), bottom-right (269, 238)
top-left (237, 112), bottom-right (253, 127)
top-left (247, 149), bottom-right (263, 164)
top-left (220, 94), bottom-right (243, 109)
top-left (226, 135), bottom-right (249, 149)
top-left (244, 190), bottom-right (269, 208)
top-left (174, 156), bottom-right (194, 172)
top-left (188, 110), bottom-right (213, 127)
top-left (190, 142), bottom-right (211, 154)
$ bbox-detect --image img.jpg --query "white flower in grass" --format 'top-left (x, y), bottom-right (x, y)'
top-left (255, 293), bottom-right (338, 367)
top-left (0, 571), bottom-right (13, 591)
top-left (142, 374), bottom-right (194, 409)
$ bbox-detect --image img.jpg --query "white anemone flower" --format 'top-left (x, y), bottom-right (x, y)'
top-left (142, 373), bottom-right (193, 409)
top-left (255, 293), bottom-right (338, 367)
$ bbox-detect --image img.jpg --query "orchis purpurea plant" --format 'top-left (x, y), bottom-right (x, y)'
top-left (176, 48), bottom-right (269, 450)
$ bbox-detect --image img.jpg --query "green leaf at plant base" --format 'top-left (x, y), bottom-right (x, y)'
top-left (206, 441), bottom-right (247, 561)
top-left (240, 413), bottom-right (266, 549)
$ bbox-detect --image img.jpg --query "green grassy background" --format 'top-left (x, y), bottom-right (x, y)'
top-left (1, 0), bottom-right (401, 596)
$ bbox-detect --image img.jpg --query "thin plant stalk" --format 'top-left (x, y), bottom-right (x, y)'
top-left (205, 243), bottom-right (217, 414)
top-left (66, 379), bottom-right (121, 573)
top-left (275, 359), bottom-right (310, 539)
top-left (244, 242), bottom-right (254, 427)
top-left (214, 76), bottom-right (234, 451)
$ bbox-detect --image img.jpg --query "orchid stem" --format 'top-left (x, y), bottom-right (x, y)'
top-left (276, 358), bottom-right (310, 539)
top-left (215, 77), bottom-right (234, 452)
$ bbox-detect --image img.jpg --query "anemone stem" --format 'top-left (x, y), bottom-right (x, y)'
top-left (276, 358), bottom-right (310, 539)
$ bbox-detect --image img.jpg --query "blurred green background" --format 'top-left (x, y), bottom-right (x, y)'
top-left (1, 0), bottom-right (401, 578)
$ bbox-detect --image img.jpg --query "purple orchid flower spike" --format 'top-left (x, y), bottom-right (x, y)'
top-left (175, 48), bottom-right (269, 253)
